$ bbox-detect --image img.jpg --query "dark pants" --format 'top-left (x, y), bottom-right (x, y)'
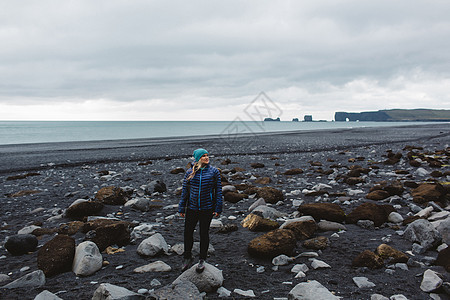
top-left (183, 209), bottom-right (214, 260)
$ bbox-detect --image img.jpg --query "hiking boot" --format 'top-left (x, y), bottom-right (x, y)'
top-left (196, 259), bottom-right (205, 273)
top-left (181, 257), bottom-right (193, 272)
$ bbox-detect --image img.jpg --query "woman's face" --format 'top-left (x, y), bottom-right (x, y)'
top-left (199, 153), bottom-right (209, 165)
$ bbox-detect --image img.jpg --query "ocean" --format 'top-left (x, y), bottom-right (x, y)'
top-left (0, 120), bottom-right (441, 145)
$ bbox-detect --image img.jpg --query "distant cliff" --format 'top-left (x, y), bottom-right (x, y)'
top-left (335, 109), bottom-right (450, 122)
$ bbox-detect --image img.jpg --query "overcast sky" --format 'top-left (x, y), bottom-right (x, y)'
top-left (1, 0), bottom-right (449, 121)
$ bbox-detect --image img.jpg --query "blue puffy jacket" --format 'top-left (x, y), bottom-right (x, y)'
top-left (178, 164), bottom-right (223, 213)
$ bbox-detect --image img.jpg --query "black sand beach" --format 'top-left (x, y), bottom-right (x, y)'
top-left (0, 123), bottom-right (449, 299)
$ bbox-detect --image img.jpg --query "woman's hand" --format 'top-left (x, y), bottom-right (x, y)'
top-left (179, 212), bottom-right (185, 218)
top-left (213, 212), bottom-right (220, 218)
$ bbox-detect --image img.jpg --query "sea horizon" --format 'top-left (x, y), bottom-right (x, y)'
top-left (0, 120), bottom-right (447, 146)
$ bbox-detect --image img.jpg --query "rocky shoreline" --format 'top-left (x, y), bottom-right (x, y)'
top-left (0, 124), bottom-right (449, 299)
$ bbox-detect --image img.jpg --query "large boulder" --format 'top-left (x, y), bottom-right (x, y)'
top-left (297, 203), bottom-right (346, 223)
top-left (248, 229), bottom-right (296, 258)
top-left (282, 219), bottom-right (317, 240)
top-left (84, 220), bottom-right (131, 252)
top-left (153, 281), bottom-right (201, 299)
top-left (241, 214), bottom-right (279, 232)
top-left (65, 199), bottom-right (104, 220)
top-left (34, 290), bottom-right (63, 300)
top-left (352, 250), bottom-right (384, 269)
top-left (412, 183), bottom-right (446, 204)
top-left (375, 244), bottom-right (408, 263)
top-left (256, 186), bottom-right (284, 204)
top-left (173, 262), bottom-right (223, 293)
top-left (95, 186), bottom-right (127, 205)
top-left (4, 234), bottom-right (38, 256)
top-left (1, 270), bottom-right (45, 289)
top-left (403, 219), bottom-right (441, 250)
top-left (420, 269), bottom-right (443, 292)
top-left (346, 203), bottom-right (395, 227)
top-left (72, 241), bottom-right (103, 276)
top-left (137, 233), bottom-right (169, 257)
top-left (145, 180), bottom-right (167, 194)
top-left (37, 234), bottom-right (76, 277)
top-left (92, 283), bottom-right (145, 300)
top-left (288, 280), bottom-right (340, 300)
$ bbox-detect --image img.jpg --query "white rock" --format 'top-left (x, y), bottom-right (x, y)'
top-left (291, 264), bottom-right (309, 274)
top-left (137, 233), bottom-right (169, 257)
top-left (217, 286), bottom-right (232, 297)
top-left (298, 252), bottom-right (319, 258)
top-left (234, 289), bottom-right (255, 297)
top-left (288, 280), bottom-right (339, 300)
top-left (404, 219), bottom-right (441, 250)
top-left (294, 271), bottom-right (306, 278)
top-left (248, 198), bottom-right (266, 212)
top-left (171, 242), bottom-right (215, 256)
top-left (429, 211), bottom-right (450, 222)
top-left (272, 254), bottom-right (294, 266)
top-left (420, 269), bottom-right (443, 292)
top-left (347, 189), bottom-right (364, 196)
top-left (228, 216), bottom-right (237, 220)
top-left (395, 263), bottom-right (408, 271)
top-left (133, 261), bottom-right (172, 273)
top-left (280, 216), bottom-right (315, 229)
top-left (353, 277), bottom-right (376, 288)
top-left (137, 288), bottom-right (148, 294)
top-left (415, 206), bottom-right (434, 218)
top-left (17, 225), bottom-right (41, 235)
top-left (2, 270), bottom-right (45, 289)
top-left (310, 259), bottom-right (331, 269)
top-left (388, 212), bottom-right (404, 224)
top-left (34, 290), bottom-right (63, 300)
top-left (390, 295), bottom-right (409, 300)
top-left (124, 198), bottom-right (150, 211)
top-left (317, 220), bottom-right (346, 232)
top-left (436, 218), bottom-right (450, 244)
top-left (312, 183), bottom-right (332, 191)
top-left (210, 219), bottom-right (223, 228)
top-left (72, 241), bottom-right (102, 276)
top-left (173, 262), bottom-right (223, 293)
top-left (130, 223), bottom-right (158, 241)
top-left (251, 205), bottom-right (285, 220)
top-left (150, 279), bottom-right (161, 287)
top-left (92, 283), bottom-right (145, 300)
top-left (0, 274), bottom-right (10, 284)
top-left (291, 200), bottom-right (303, 207)
top-left (415, 167), bottom-right (429, 177)
top-left (222, 185), bottom-right (237, 193)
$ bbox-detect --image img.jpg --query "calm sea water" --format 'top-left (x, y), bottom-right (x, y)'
top-left (0, 121), bottom-right (437, 145)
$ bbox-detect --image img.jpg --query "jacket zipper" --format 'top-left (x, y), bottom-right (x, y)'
top-left (198, 169), bottom-right (203, 210)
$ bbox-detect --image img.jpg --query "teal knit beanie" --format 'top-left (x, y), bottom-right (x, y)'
top-left (193, 148), bottom-right (208, 162)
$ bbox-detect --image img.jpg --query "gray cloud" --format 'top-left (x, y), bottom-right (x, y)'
top-left (0, 0), bottom-right (449, 120)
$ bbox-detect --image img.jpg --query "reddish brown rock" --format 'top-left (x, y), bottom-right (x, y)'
top-left (366, 190), bottom-right (390, 200)
top-left (84, 220), bottom-right (131, 252)
top-left (435, 247), bottom-right (450, 272)
top-left (352, 250), bottom-right (384, 269)
top-left (282, 220), bottom-right (317, 240)
top-left (170, 168), bottom-right (185, 174)
top-left (248, 229), bottom-right (296, 258)
top-left (241, 214), bottom-right (280, 232)
top-left (409, 159), bottom-right (421, 167)
top-left (303, 236), bottom-right (330, 250)
top-left (346, 203), bottom-right (395, 227)
top-left (375, 244), bottom-right (409, 263)
top-left (256, 187), bottom-right (284, 204)
top-left (95, 186), bottom-right (127, 205)
top-left (58, 221), bottom-right (85, 236)
top-left (283, 168), bottom-right (304, 175)
top-left (224, 192), bottom-right (247, 203)
top-left (37, 235), bottom-right (75, 277)
top-left (65, 200), bottom-right (104, 220)
top-left (7, 190), bottom-right (41, 197)
top-left (298, 203), bottom-right (346, 223)
top-left (254, 177), bottom-right (271, 185)
top-left (412, 183), bottom-right (446, 204)
top-left (345, 177), bottom-right (365, 185)
top-left (251, 163), bottom-right (265, 169)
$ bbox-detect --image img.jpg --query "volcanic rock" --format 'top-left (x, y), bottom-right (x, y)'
top-left (346, 203), bottom-right (395, 227)
top-left (241, 214), bottom-right (279, 232)
top-left (282, 219), bottom-right (317, 240)
top-left (297, 203), bottom-right (346, 223)
top-left (95, 186), bottom-right (127, 205)
top-left (37, 234), bottom-right (76, 277)
top-left (303, 236), bottom-right (330, 250)
top-left (65, 199), bottom-right (104, 220)
top-left (352, 250), bottom-right (384, 269)
top-left (224, 192), bottom-right (246, 203)
top-left (4, 234), bottom-right (38, 256)
top-left (256, 186), bottom-right (284, 204)
top-left (248, 229), bottom-right (296, 258)
top-left (375, 244), bottom-right (408, 263)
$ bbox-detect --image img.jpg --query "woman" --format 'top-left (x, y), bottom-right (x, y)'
top-left (178, 148), bottom-right (222, 273)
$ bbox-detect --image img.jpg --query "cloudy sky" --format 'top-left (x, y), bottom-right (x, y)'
top-left (1, 0), bottom-right (449, 121)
